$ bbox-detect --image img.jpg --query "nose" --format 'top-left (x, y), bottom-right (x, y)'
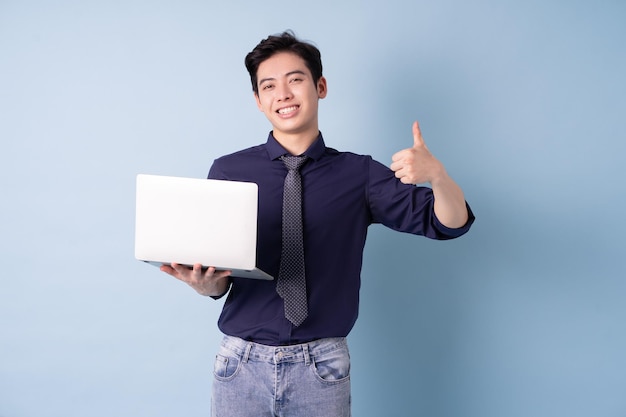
top-left (276, 82), bottom-right (293, 101)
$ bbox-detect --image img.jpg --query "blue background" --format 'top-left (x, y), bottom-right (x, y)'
top-left (1, 1), bottom-right (625, 416)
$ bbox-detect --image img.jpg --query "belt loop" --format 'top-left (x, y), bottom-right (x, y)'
top-left (302, 343), bottom-right (311, 366)
top-left (242, 342), bottom-right (253, 363)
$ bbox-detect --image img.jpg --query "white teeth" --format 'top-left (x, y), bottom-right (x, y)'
top-left (278, 106), bottom-right (298, 114)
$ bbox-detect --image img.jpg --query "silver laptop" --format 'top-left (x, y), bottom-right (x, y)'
top-left (134, 174), bottom-right (273, 280)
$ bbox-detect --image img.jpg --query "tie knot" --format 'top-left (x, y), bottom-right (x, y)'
top-left (281, 155), bottom-right (308, 172)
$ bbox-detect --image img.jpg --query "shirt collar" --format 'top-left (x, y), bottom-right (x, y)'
top-left (265, 131), bottom-right (326, 161)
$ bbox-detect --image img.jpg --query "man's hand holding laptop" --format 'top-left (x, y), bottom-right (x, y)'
top-left (160, 263), bottom-right (231, 297)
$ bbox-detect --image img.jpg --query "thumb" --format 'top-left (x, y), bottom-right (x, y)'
top-left (412, 120), bottom-right (426, 148)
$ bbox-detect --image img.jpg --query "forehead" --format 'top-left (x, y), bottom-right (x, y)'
top-left (257, 52), bottom-right (311, 79)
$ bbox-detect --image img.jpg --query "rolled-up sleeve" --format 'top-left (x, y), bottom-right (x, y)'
top-left (366, 157), bottom-right (475, 240)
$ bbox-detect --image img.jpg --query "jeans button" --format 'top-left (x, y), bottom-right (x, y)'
top-left (276, 351), bottom-right (283, 360)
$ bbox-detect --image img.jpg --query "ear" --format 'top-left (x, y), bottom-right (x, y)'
top-left (317, 76), bottom-right (328, 99)
top-left (254, 92), bottom-right (263, 111)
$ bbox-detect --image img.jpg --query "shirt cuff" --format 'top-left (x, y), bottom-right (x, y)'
top-left (432, 202), bottom-right (476, 239)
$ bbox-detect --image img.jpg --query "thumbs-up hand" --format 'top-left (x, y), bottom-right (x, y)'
top-left (390, 121), bottom-right (445, 185)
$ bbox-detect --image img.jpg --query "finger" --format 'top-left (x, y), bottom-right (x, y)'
top-left (412, 121), bottom-right (425, 148)
top-left (213, 269), bottom-right (232, 279)
top-left (171, 262), bottom-right (188, 274)
top-left (160, 264), bottom-right (175, 275)
top-left (394, 169), bottom-right (405, 180)
top-left (202, 266), bottom-right (216, 278)
top-left (391, 161), bottom-right (412, 177)
top-left (161, 263), bottom-right (189, 283)
top-left (174, 262), bottom-right (201, 280)
top-left (391, 150), bottom-right (404, 162)
top-left (391, 148), bottom-right (412, 163)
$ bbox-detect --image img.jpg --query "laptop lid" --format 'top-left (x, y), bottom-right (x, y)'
top-left (134, 174), bottom-right (273, 280)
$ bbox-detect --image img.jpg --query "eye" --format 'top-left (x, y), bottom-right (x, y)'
top-left (289, 77), bottom-right (302, 84)
top-left (262, 83), bottom-right (274, 90)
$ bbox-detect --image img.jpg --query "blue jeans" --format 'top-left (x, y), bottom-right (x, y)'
top-left (211, 335), bottom-right (351, 417)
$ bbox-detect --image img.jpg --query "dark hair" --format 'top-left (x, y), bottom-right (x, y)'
top-left (245, 31), bottom-right (323, 95)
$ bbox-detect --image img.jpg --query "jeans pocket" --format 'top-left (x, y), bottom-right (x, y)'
top-left (213, 350), bottom-right (242, 381)
top-left (312, 345), bottom-right (351, 384)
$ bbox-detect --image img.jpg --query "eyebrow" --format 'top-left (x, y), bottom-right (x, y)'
top-left (258, 70), bottom-right (307, 86)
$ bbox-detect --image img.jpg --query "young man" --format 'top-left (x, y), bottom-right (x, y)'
top-left (161, 31), bottom-right (474, 417)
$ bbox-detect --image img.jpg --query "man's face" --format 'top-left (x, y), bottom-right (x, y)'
top-left (254, 52), bottom-right (327, 142)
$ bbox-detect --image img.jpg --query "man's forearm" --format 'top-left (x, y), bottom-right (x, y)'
top-left (431, 173), bottom-right (469, 229)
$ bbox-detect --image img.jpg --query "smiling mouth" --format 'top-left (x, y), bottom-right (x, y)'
top-left (277, 105), bottom-right (299, 115)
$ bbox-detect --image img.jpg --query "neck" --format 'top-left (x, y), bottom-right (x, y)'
top-left (273, 130), bottom-right (319, 156)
